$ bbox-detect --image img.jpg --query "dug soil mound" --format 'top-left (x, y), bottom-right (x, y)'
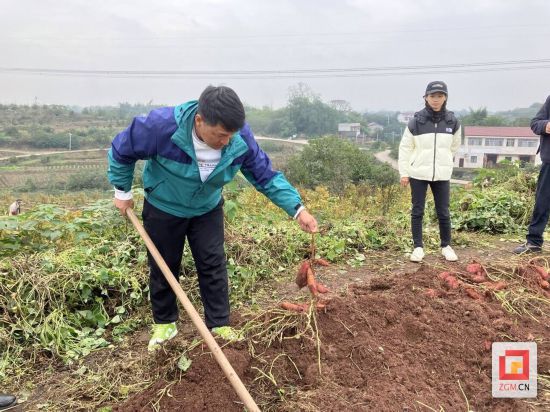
top-left (115, 265), bottom-right (549, 411)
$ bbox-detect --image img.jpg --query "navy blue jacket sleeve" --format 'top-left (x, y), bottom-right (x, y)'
top-left (107, 107), bottom-right (177, 191)
top-left (531, 96), bottom-right (550, 136)
top-left (238, 124), bottom-right (302, 217)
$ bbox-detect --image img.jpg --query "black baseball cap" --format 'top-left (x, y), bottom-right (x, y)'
top-left (424, 81), bottom-right (448, 96)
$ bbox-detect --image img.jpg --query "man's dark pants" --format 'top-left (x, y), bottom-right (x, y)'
top-left (142, 198), bottom-right (229, 329)
top-left (526, 162), bottom-right (550, 247)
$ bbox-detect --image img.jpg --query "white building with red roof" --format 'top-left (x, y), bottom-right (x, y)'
top-left (455, 126), bottom-right (541, 168)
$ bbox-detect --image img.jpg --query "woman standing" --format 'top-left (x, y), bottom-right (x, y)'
top-left (398, 81), bottom-right (461, 262)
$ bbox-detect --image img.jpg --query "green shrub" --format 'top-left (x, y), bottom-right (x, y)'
top-left (285, 136), bottom-right (398, 193)
top-left (452, 188), bottom-right (533, 233)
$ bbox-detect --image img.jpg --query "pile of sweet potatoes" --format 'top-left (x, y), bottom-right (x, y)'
top-left (427, 260), bottom-right (550, 300)
top-left (518, 261), bottom-right (550, 298)
top-left (427, 261), bottom-right (507, 301)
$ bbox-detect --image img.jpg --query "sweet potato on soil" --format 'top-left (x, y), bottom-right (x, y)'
top-left (470, 273), bottom-right (488, 283)
top-left (438, 272), bottom-right (460, 289)
top-left (438, 271), bottom-right (452, 281)
top-left (466, 263), bottom-right (483, 274)
top-left (533, 265), bottom-right (549, 281)
top-left (424, 288), bottom-right (439, 298)
top-left (280, 302), bottom-right (305, 312)
top-left (280, 302), bottom-right (310, 312)
top-left (518, 265), bottom-right (550, 293)
top-left (296, 261), bottom-right (310, 288)
top-left (482, 281), bottom-right (507, 291)
top-left (316, 283), bottom-right (330, 294)
top-left (446, 277), bottom-right (460, 289)
top-left (280, 300), bottom-right (327, 312)
top-left (464, 288), bottom-right (483, 300)
top-left (314, 258), bottom-right (330, 266)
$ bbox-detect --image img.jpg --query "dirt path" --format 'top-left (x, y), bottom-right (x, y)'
top-left (255, 136), bottom-right (309, 145)
top-left (0, 148), bottom-right (108, 161)
top-left (374, 149), bottom-right (399, 170)
top-left (0, 137), bottom-right (302, 162)
top-left (0, 149), bottom-right (32, 155)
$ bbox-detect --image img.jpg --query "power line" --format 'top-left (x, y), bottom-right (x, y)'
top-left (2, 23), bottom-right (541, 41)
top-left (3, 30), bottom-right (548, 51)
top-left (1, 59), bottom-right (549, 79)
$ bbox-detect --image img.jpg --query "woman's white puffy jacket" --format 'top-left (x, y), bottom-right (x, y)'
top-left (398, 108), bottom-right (461, 181)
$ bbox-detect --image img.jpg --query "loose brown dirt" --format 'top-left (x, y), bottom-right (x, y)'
top-left (113, 262), bottom-right (549, 411)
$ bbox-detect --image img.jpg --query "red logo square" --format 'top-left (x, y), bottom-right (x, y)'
top-left (499, 349), bottom-right (530, 380)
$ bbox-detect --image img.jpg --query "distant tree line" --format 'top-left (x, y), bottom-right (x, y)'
top-left (458, 105), bottom-right (540, 127)
top-left (0, 102), bottom-right (161, 149)
top-left (0, 88), bottom-right (544, 150)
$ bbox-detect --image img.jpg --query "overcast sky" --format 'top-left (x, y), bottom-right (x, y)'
top-left (1, 0), bottom-right (549, 112)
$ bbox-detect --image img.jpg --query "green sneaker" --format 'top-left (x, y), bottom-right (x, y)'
top-left (148, 322), bottom-right (178, 352)
top-left (211, 326), bottom-right (244, 342)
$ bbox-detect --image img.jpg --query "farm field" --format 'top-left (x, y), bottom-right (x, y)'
top-left (1, 177), bottom-right (549, 411)
top-left (0, 149), bottom-right (109, 192)
top-left (113, 252), bottom-right (550, 411)
top-left (0, 136), bottom-right (548, 411)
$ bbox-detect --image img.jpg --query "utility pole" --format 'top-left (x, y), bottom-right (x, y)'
top-left (69, 132), bottom-right (72, 150)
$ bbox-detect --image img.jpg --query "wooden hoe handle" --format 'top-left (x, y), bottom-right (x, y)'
top-left (126, 208), bottom-right (260, 412)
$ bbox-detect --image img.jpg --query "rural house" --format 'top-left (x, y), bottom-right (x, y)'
top-left (455, 126), bottom-right (541, 168)
top-left (337, 122), bottom-right (361, 139)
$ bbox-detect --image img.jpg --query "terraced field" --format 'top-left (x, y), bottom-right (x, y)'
top-left (0, 149), bottom-right (109, 190)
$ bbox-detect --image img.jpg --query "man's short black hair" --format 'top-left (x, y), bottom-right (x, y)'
top-left (197, 85), bottom-right (245, 132)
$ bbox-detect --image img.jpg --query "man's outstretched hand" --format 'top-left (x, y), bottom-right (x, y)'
top-left (297, 209), bottom-right (318, 233)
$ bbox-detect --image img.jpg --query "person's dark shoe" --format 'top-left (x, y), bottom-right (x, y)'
top-left (0, 394), bottom-right (16, 409)
top-left (513, 243), bottom-right (542, 254)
